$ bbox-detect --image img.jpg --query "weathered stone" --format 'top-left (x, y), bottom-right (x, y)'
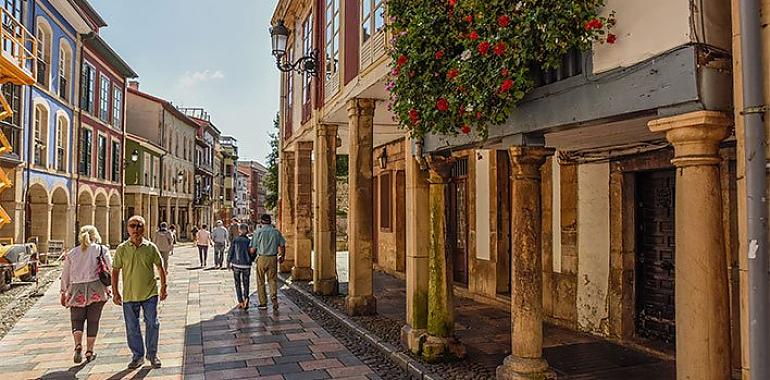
top-left (280, 151), bottom-right (296, 273)
top-left (648, 110), bottom-right (732, 380)
top-left (346, 98), bottom-right (376, 316)
top-left (293, 142), bottom-right (314, 281)
top-left (314, 123), bottom-right (339, 296)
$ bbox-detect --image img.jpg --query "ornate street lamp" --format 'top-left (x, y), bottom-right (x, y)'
top-left (130, 149), bottom-right (139, 163)
top-left (270, 20), bottom-right (319, 76)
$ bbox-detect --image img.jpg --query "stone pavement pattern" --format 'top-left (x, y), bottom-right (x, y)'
top-left (0, 245), bottom-right (379, 380)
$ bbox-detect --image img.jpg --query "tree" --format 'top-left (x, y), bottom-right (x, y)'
top-left (264, 113), bottom-right (280, 212)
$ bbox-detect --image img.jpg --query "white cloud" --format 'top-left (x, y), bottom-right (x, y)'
top-left (178, 70), bottom-right (225, 87)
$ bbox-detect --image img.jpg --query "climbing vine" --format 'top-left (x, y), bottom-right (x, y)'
top-left (387, 0), bottom-right (615, 139)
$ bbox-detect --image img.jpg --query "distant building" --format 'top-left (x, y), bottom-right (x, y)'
top-left (238, 161), bottom-right (267, 224)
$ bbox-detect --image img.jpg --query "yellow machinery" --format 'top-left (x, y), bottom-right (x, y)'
top-left (0, 6), bottom-right (38, 230)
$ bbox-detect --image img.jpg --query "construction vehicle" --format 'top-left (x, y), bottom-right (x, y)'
top-left (0, 242), bottom-right (37, 291)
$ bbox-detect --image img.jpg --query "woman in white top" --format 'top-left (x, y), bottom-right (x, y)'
top-left (60, 225), bottom-right (112, 364)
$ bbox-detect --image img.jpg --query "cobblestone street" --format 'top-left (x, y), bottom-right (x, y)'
top-left (0, 245), bottom-right (380, 380)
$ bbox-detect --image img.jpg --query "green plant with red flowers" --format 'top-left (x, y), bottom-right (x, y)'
top-left (387, 0), bottom-right (616, 139)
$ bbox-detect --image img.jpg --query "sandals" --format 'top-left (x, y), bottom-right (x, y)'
top-left (73, 344), bottom-right (82, 363)
top-left (85, 351), bottom-right (96, 362)
top-left (243, 296), bottom-right (249, 310)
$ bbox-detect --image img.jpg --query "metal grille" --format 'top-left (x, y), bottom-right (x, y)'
top-left (451, 158), bottom-right (468, 178)
top-left (532, 48), bottom-right (584, 87)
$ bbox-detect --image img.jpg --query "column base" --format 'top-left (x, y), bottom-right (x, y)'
top-left (279, 259), bottom-right (294, 273)
top-left (421, 334), bottom-right (465, 363)
top-left (346, 295), bottom-right (377, 316)
top-left (400, 325), bottom-right (427, 355)
top-left (291, 266), bottom-right (313, 281)
top-left (496, 355), bottom-right (555, 380)
top-left (313, 278), bottom-right (338, 296)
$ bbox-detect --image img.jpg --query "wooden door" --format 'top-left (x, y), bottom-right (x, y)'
top-left (448, 158), bottom-right (469, 285)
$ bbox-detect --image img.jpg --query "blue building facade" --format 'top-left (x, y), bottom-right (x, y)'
top-left (21, 0), bottom-right (90, 252)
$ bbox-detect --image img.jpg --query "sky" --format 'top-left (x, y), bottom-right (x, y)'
top-left (90, 0), bottom-right (280, 164)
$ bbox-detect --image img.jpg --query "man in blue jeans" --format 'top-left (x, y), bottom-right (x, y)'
top-left (112, 215), bottom-right (168, 369)
top-left (227, 223), bottom-right (254, 309)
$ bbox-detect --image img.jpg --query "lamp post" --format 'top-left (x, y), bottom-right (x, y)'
top-left (270, 19), bottom-right (319, 76)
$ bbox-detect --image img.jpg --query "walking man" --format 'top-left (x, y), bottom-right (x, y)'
top-left (153, 222), bottom-right (175, 273)
top-left (249, 214), bottom-right (285, 310)
top-left (111, 215), bottom-right (167, 369)
top-left (228, 223), bottom-right (254, 309)
top-left (211, 220), bottom-right (229, 269)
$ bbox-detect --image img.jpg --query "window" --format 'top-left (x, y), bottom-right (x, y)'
top-left (55, 116), bottom-right (66, 171)
top-left (80, 63), bottom-right (95, 113)
top-left (97, 134), bottom-right (106, 179)
top-left (2, 0), bottom-right (22, 55)
top-left (325, 0), bottom-right (340, 81)
top-left (80, 128), bottom-right (92, 176)
top-left (99, 74), bottom-right (110, 122)
top-left (58, 41), bottom-right (72, 101)
top-left (302, 13), bottom-right (313, 105)
top-left (380, 172), bottom-right (391, 230)
top-left (153, 156), bottom-right (160, 188)
top-left (35, 22), bottom-right (51, 87)
top-left (33, 105), bottom-right (48, 166)
top-left (112, 86), bottom-right (122, 128)
top-left (111, 141), bottom-right (121, 182)
top-left (285, 47), bottom-right (294, 132)
top-left (143, 152), bottom-right (150, 186)
top-left (0, 84), bottom-right (22, 158)
top-left (361, 0), bottom-right (385, 43)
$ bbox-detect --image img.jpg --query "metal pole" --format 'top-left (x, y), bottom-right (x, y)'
top-left (739, 0), bottom-right (770, 378)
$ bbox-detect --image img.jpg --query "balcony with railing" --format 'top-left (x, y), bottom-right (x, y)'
top-left (0, 6), bottom-right (37, 86)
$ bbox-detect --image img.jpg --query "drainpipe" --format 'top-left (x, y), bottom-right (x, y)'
top-left (23, 2), bottom-right (38, 244)
top-left (738, 0), bottom-right (769, 378)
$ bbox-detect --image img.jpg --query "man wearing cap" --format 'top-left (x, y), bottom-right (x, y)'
top-left (249, 214), bottom-right (285, 310)
top-left (211, 220), bottom-right (229, 269)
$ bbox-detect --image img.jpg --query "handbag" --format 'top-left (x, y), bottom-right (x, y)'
top-left (97, 246), bottom-right (112, 287)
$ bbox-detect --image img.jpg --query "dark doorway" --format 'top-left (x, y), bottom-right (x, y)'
top-left (634, 170), bottom-right (676, 346)
top-left (448, 158), bottom-right (469, 286)
top-left (496, 151), bottom-right (512, 294)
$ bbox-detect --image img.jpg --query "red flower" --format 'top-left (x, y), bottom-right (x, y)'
top-left (584, 18), bottom-right (602, 31)
top-left (449, 0), bottom-right (457, 6)
top-left (397, 54), bottom-right (407, 66)
top-left (457, 85), bottom-right (466, 92)
top-left (475, 111), bottom-right (482, 120)
top-left (461, 125), bottom-right (471, 134)
top-left (499, 79), bottom-right (514, 93)
top-left (408, 109), bottom-right (419, 124)
top-left (464, 15), bottom-right (473, 23)
top-left (493, 41), bottom-right (506, 56)
top-left (469, 30), bottom-right (479, 40)
top-left (497, 15), bottom-right (510, 27)
top-left (391, 68), bottom-right (400, 76)
top-left (435, 50), bottom-right (445, 60)
top-left (436, 98), bottom-right (449, 112)
top-left (607, 33), bottom-right (617, 44)
top-left (477, 41), bottom-right (491, 55)
top-left (501, 68), bottom-right (510, 77)
top-left (446, 68), bottom-right (459, 80)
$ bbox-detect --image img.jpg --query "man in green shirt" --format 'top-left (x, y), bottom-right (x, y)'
top-left (112, 215), bottom-right (167, 369)
top-left (250, 214), bottom-right (286, 310)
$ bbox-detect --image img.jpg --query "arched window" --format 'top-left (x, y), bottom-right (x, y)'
top-left (58, 40), bottom-right (73, 101)
top-left (35, 19), bottom-right (52, 87)
top-left (33, 104), bottom-right (48, 166)
top-left (55, 115), bottom-right (67, 171)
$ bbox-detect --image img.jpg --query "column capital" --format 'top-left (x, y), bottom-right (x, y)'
top-left (316, 123), bottom-right (339, 137)
top-left (648, 111), bottom-right (732, 167)
top-left (508, 146), bottom-right (555, 179)
top-left (426, 156), bottom-right (454, 184)
top-left (347, 98), bottom-right (376, 118)
top-left (296, 141), bottom-right (314, 152)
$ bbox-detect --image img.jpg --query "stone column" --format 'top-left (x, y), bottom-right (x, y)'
top-left (151, 196), bottom-right (159, 240)
top-left (648, 111), bottom-right (731, 380)
top-left (401, 141), bottom-right (431, 354)
top-left (292, 141), bottom-right (314, 281)
top-left (346, 99), bottom-right (377, 315)
top-left (165, 197), bottom-right (172, 225)
top-left (281, 151), bottom-right (296, 273)
top-left (30, 203), bottom-right (52, 253)
top-left (497, 145), bottom-right (555, 380)
top-left (422, 156), bottom-right (465, 362)
top-left (314, 123), bottom-right (339, 295)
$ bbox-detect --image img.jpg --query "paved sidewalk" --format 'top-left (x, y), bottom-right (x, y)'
top-left (0, 245), bottom-right (378, 380)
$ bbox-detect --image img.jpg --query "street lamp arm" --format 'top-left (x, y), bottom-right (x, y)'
top-left (275, 49), bottom-right (319, 77)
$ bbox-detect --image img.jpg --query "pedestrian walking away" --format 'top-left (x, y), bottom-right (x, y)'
top-left (112, 215), bottom-right (168, 370)
top-left (195, 224), bottom-right (212, 268)
top-left (211, 220), bottom-right (229, 269)
top-left (60, 225), bottom-right (111, 364)
top-left (228, 223), bottom-right (255, 309)
top-left (249, 214), bottom-right (286, 310)
top-left (153, 222), bottom-right (175, 273)
top-left (168, 224), bottom-right (177, 244)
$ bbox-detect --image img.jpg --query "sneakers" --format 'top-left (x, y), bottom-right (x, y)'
top-left (257, 304), bottom-right (268, 310)
top-left (149, 356), bottom-right (162, 368)
top-left (273, 302), bottom-right (279, 311)
top-left (127, 358), bottom-right (144, 369)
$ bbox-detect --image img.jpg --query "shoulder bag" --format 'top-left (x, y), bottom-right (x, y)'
top-left (97, 246), bottom-right (112, 287)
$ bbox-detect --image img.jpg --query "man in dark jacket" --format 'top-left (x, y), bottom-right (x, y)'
top-left (227, 223), bottom-right (254, 309)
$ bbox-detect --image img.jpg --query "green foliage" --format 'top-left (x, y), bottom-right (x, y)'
top-left (336, 154), bottom-right (349, 182)
top-left (388, 0), bottom-right (615, 139)
top-left (264, 113), bottom-right (280, 212)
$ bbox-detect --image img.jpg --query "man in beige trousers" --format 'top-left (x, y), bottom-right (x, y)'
top-left (249, 214), bottom-right (285, 310)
